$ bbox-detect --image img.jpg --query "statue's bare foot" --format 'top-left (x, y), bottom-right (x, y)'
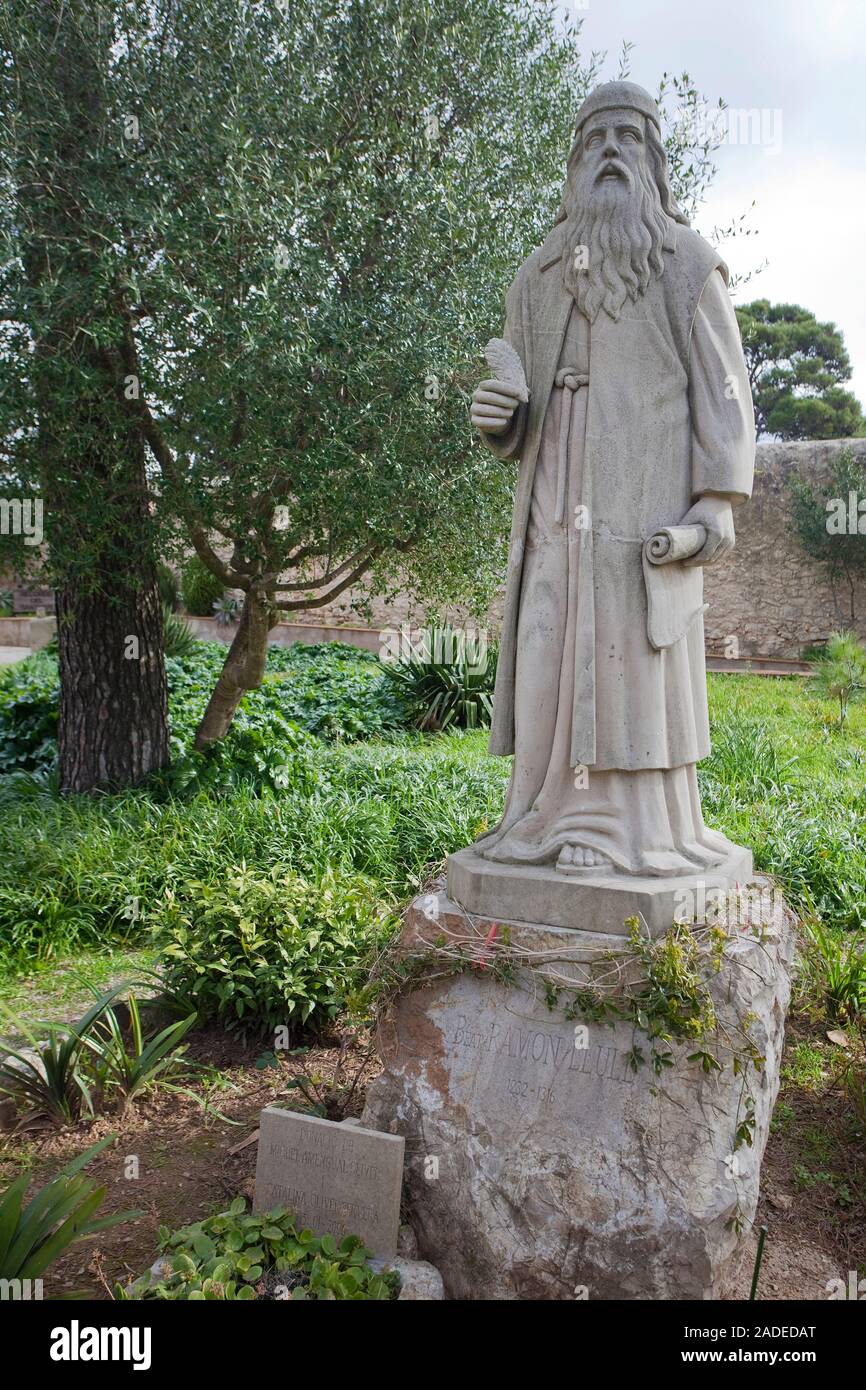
top-left (556, 844), bottom-right (613, 876)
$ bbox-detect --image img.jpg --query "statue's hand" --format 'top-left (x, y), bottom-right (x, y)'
top-left (470, 378), bottom-right (521, 436)
top-left (680, 495), bottom-right (735, 566)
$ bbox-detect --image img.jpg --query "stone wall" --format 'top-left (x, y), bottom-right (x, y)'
top-left (702, 439), bottom-right (866, 658)
top-left (314, 438), bottom-right (866, 660)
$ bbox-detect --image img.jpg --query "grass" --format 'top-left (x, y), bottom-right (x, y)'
top-left (2, 670), bottom-right (865, 974)
top-left (0, 946), bottom-right (156, 1040)
top-left (699, 674), bottom-right (866, 933)
top-left (0, 728), bottom-right (505, 974)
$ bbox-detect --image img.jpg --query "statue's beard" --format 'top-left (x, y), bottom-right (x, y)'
top-left (561, 159), bottom-right (670, 322)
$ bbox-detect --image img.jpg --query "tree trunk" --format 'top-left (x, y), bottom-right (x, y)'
top-left (193, 589), bottom-right (276, 748)
top-left (57, 570), bottom-right (169, 793)
top-left (12, 1), bottom-right (170, 793)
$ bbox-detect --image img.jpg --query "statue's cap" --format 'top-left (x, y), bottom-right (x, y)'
top-left (573, 81), bottom-right (661, 135)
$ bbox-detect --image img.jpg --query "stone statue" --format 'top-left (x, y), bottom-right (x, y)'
top-left (468, 81), bottom-right (755, 882)
top-left (364, 87), bottom-right (792, 1300)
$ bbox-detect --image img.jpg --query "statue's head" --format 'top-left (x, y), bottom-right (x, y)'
top-left (560, 81), bottom-right (687, 323)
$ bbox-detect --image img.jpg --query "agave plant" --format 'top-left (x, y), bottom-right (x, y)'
top-left (0, 1136), bottom-right (140, 1285)
top-left (381, 625), bottom-right (497, 732)
top-left (163, 605), bottom-right (199, 658)
top-left (212, 595), bottom-right (240, 627)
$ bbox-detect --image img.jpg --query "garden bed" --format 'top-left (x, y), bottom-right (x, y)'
top-left (0, 1006), bottom-right (862, 1300)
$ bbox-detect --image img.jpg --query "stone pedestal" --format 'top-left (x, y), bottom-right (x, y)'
top-left (362, 883), bottom-right (794, 1300)
top-left (447, 844), bottom-right (753, 937)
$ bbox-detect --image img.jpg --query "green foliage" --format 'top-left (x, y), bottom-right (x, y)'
top-left (736, 301), bottom-right (865, 440)
top-left (0, 649), bottom-right (59, 774)
top-left (159, 708), bottom-right (318, 800)
top-left (698, 673), bottom-right (866, 934)
top-left (157, 865), bottom-right (396, 1036)
top-left (2, 673), bottom-right (866, 993)
top-left (0, 986), bottom-right (125, 1127)
top-left (380, 625), bottom-right (497, 730)
top-left (807, 631), bottom-right (866, 728)
top-left (0, 727), bottom-right (502, 971)
top-left (0, 640), bottom-right (403, 782)
top-left (156, 563), bottom-right (179, 611)
top-left (261, 643), bottom-right (406, 741)
top-left (0, 3), bottom-right (164, 601)
top-left (770, 389), bottom-right (865, 442)
top-left (0, 981), bottom-right (195, 1126)
top-left (181, 557), bottom-right (225, 617)
top-left (164, 640), bottom-right (405, 750)
top-left (789, 449), bottom-right (866, 626)
top-left (122, 1197), bottom-right (397, 1301)
top-left (0, 1137), bottom-right (140, 1286)
top-left (700, 714), bottom-right (797, 798)
top-left (162, 607), bottom-right (198, 659)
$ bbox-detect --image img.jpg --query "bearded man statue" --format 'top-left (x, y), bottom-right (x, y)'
top-left (466, 81), bottom-right (755, 886)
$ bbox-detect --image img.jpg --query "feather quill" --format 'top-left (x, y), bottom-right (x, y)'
top-left (483, 338), bottom-right (529, 402)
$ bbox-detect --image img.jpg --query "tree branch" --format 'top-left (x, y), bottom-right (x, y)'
top-left (273, 548), bottom-right (382, 611)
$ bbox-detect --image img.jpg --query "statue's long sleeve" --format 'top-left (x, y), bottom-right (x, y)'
top-left (689, 268), bottom-right (755, 504)
top-left (479, 274), bottom-right (529, 461)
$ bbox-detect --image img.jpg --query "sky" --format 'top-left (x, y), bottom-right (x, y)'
top-left (559, 0), bottom-right (866, 402)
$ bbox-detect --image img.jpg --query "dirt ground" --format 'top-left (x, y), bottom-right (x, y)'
top-left (1, 1015), bottom-right (862, 1301)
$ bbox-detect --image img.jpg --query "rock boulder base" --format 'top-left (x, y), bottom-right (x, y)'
top-left (362, 886), bottom-right (795, 1300)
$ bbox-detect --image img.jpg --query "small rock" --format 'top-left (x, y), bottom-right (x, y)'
top-left (368, 1256), bottom-right (444, 1301)
top-left (396, 1223), bottom-right (419, 1260)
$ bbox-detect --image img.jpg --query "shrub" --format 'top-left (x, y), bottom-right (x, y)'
top-left (156, 865), bottom-right (396, 1036)
top-left (181, 556), bottom-right (225, 616)
top-left (122, 1197), bottom-right (396, 1301)
top-left (261, 641), bottom-right (406, 740)
top-left (156, 713), bottom-right (317, 799)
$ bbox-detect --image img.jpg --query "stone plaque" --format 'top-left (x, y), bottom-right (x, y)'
top-left (253, 1107), bottom-right (404, 1258)
top-left (13, 586), bottom-right (55, 615)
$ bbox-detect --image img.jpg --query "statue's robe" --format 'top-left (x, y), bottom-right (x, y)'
top-left (478, 218), bottom-right (755, 872)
